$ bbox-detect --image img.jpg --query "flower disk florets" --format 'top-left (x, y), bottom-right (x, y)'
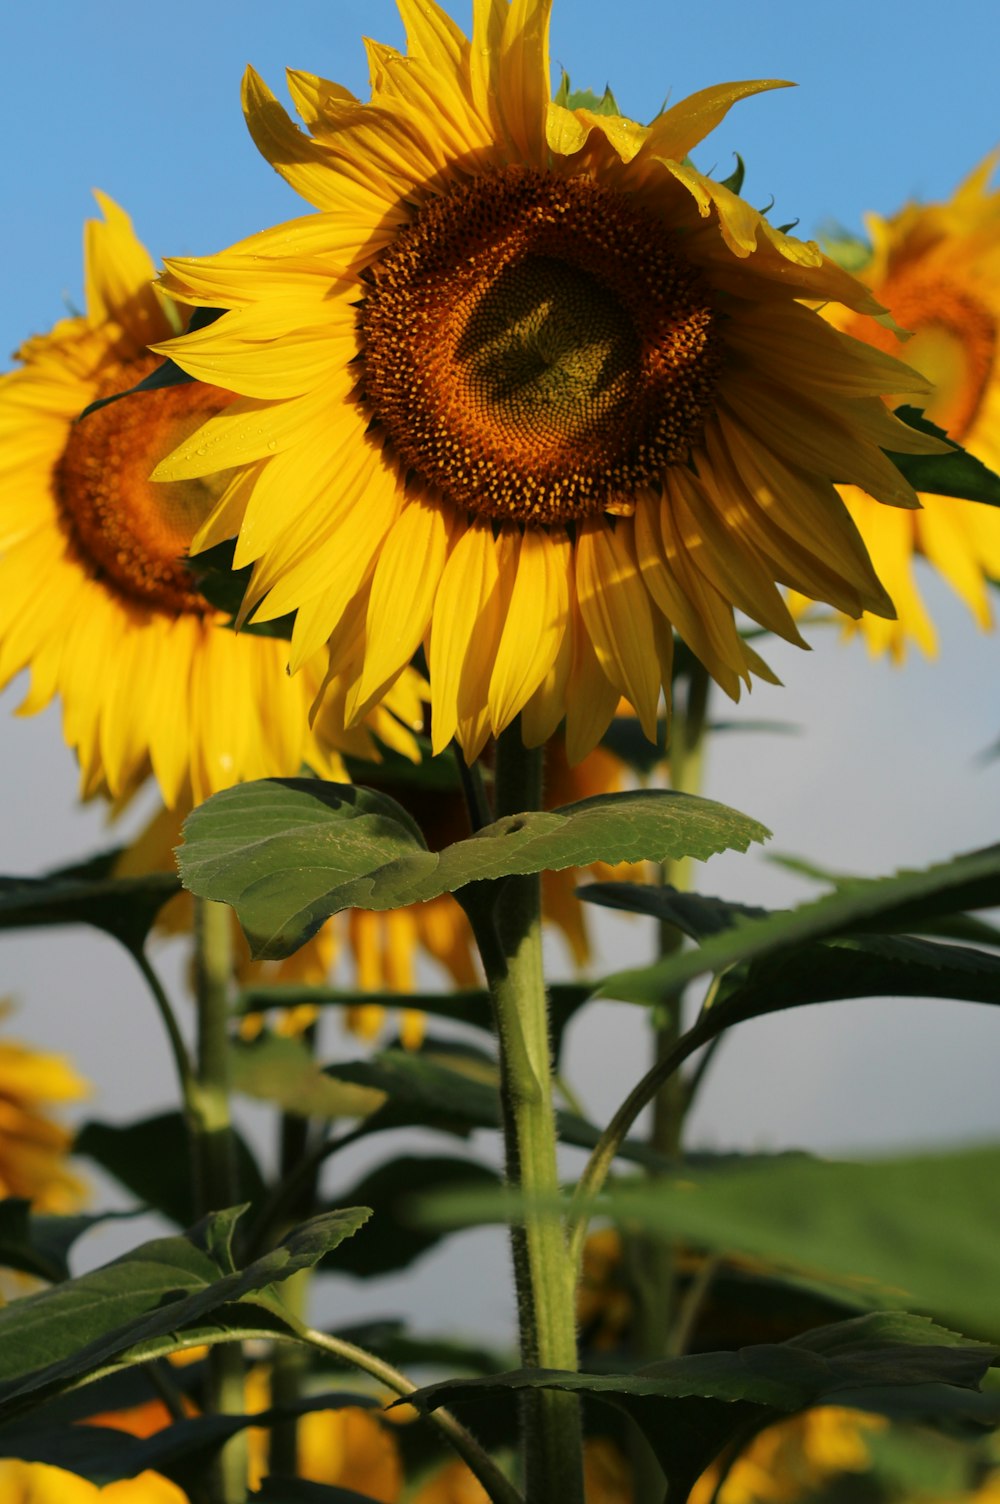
top-left (360, 166), bottom-right (723, 523)
top-left (57, 359), bottom-right (229, 614)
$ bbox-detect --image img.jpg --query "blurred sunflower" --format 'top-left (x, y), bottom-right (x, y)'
top-left (689, 1406), bottom-right (885, 1504)
top-left (0, 195), bottom-right (423, 809)
top-left (154, 0), bottom-right (939, 764)
top-left (823, 155), bottom-right (1000, 659)
top-left (0, 1009), bottom-right (88, 1212)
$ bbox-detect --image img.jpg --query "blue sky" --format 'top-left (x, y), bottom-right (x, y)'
top-left (3, 0), bottom-right (998, 358)
top-left (2, 1), bottom-right (1000, 1306)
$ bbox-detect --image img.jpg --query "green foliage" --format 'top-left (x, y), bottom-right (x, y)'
top-left (75, 1113), bottom-right (266, 1227)
top-left (0, 1207), bottom-right (370, 1421)
top-left (179, 777), bottom-right (768, 958)
top-left (0, 1200), bottom-right (144, 1283)
top-left (323, 1048), bottom-right (665, 1168)
top-left (553, 71), bottom-right (621, 115)
top-left (889, 406), bottom-right (1000, 505)
top-left (582, 1146), bottom-right (1000, 1344)
top-left (0, 849), bottom-right (178, 954)
top-left (328, 1155), bottom-right (500, 1278)
top-left (588, 841), bottom-right (1000, 1003)
top-left (408, 1313), bottom-right (999, 1501)
top-left (229, 1033), bottom-right (385, 1120)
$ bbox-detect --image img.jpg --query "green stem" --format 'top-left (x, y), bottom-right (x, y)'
top-left (268, 1024), bottom-right (320, 1479)
top-left (567, 1016), bottom-right (715, 1268)
top-left (464, 728), bottom-right (584, 1504)
top-left (192, 897), bottom-right (246, 1504)
top-left (130, 947), bottom-right (195, 1111)
top-left (294, 1324), bottom-right (524, 1504)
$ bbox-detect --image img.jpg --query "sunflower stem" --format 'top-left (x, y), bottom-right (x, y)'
top-left (465, 728), bottom-right (585, 1504)
top-left (191, 896), bottom-right (246, 1504)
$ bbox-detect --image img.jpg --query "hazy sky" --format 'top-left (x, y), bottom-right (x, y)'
top-left (2, 1), bottom-right (999, 1328)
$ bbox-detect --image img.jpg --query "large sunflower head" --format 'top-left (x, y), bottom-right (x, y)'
top-left (818, 154), bottom-right (1000, 659)
top-left (154, 0), bottom-right (940, 762)
top-left (0, 195), bottom-right (424, 807)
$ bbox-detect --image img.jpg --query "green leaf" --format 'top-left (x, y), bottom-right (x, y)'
top-left (0, 854), bottom-right (179, 954)
top-left (888, 406), bottom-right (1000, 505)
top-left (324, 1049), bottom-right (665, 1169)
top-left (179, 778), bottom-right (768, 959)
top-left (74, 1113), bottom-right (267, 1228)
top-left (326, 1155), bottom-right (500, 1278)
top-left (0, 1201), bottom-right (144, 1284)
top-left (583, 1146), bottom-right (1000, 1344)
top-left (409, 1313), bottom-right (998, 1501)
top-left (230, 1034), bottom-right (386, 1121)
top-left (589, 842), bottom-right (1000, 1003)
top-left (0, 1207), bottom-right (371, 1420)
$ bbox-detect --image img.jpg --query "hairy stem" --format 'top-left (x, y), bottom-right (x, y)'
top-left (192, 897), bottom-right (246, 1504)
top-left (464, 729), bottom-right (585, 1504)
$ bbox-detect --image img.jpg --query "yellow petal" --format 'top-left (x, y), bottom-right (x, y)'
top-left (498, 0), bottom-right (553, 166)
top-left (643, 80), bottom-right (793, 162)
top-left (489, 526), bottom-right (571, 734)
top-left (353, 496), bottom-right (453, 715)
top-left (575, 521), bottom-right (661, 739)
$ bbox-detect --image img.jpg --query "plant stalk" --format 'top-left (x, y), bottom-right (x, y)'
top-left (192, 896), bottom-right (246, 1504)
top-left (465, 728), bottom-right (585, 1504)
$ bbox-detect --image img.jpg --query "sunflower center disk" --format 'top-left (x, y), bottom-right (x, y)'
top-left (57, 359), bottom-right (233, 614)
top-left (361, 167), bottom-right (723, 523)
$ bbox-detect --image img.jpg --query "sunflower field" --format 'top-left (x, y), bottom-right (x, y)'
top-left (2, 2), bottom-right (1000, 1501)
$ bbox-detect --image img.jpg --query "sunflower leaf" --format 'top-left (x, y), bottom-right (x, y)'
top-left (0, 1201), bottom-right (145, 1284)
top-left (178, 778), bottom-right (767, 959)
top-left (406, 1313), bottom-right (999, 1501)
top-left (587, 841), bottom-right (1000, 1003)
top-left (0, 857), bottom-right (179, 955)
top-left (75, 1113), bottom-right (267, 1228)
top-left (888, 406), bottom-right (1000, 505)
top-left (0, 1207), bottom-right (371, 1421)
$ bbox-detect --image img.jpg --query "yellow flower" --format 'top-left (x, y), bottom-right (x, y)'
top-left (0, 1462), bottom-right (184, 1504)
top-left (0, 1009), bottom-right (88, 1212)
top-left (154, 0), bottom-right (936, 763)
top-left (244, 1367), bottom-right (402, 1500)
top-left (0, 195), bottom-right (424, 809)
top-left (825, 154), bottom-right (1000, 659)
top-left (0, 1396), bottom-right (188, 1504)
top-left (690, 1406), bottom-right (885, 1504)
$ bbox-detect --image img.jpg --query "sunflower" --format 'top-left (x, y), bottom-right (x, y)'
top-left (0, 1007), bottom-right (88, 1212)
top-left (689, 1406), bottom-right (885, 1504)
top-left (152, 0), bottom-right (939, 763)
top-left (818, 154), bottom-right (1000, 659)
top-left (0, 195), bottom-right (423, 809)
